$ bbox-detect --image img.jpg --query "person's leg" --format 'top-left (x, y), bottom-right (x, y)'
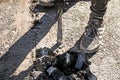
top-left (90, 0), bottom-right (109, 20)
top-left (88, 0), bottom-right (109, 34)
top-left (80, 0), bottom-right (109, 52)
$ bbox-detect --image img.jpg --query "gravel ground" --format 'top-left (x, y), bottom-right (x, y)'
top-left (0, 0), bottom-right (120, 80)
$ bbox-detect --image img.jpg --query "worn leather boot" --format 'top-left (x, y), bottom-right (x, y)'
top-left (38, 0), bottom-right (72, 7)
top-left (80, 19), bottom-right (104, 53)
top-left (38, 0), bottom-right (55, 7)
top-left (80, 0), bottom-right (109, 53)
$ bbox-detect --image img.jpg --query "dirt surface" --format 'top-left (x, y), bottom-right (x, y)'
top-left (0, 0), bottom-right (120, 80)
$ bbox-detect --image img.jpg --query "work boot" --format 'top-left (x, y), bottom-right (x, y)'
top-left (80, 19), bottom-right (105, 53)
top-left (38, 0), bottom-right (55, 7)
top-left (30, 0), bottom-right (55, 13)
top-left (38, 0), bottom-right (71, 7)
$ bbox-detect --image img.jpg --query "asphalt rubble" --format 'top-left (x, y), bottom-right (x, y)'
top-left (28, 47), bottom-right (97, 80)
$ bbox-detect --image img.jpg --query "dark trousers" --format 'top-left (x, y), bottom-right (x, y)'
top-left (90, 0), bottom-right (109, 20)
